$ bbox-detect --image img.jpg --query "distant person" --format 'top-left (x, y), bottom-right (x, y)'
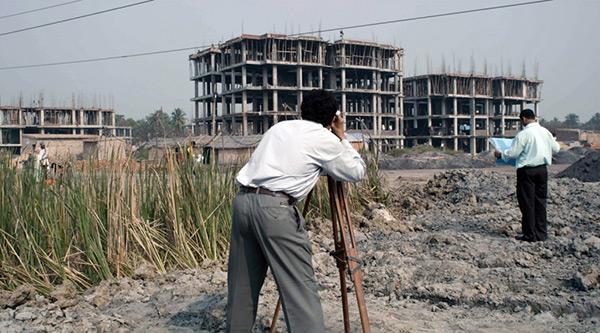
top-left (494, 109), bottom-right (560, 242)
top-left (37, 143), bottom-right (49, 180)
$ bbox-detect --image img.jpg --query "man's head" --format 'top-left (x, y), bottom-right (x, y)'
top-left (40, 143), bottom-right (45, 149)
top-left (519, 109), bottom-right (536, 125)
top-left (301, 89), bottom-right (338, 127)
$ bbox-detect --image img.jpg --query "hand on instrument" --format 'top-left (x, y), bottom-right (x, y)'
top-left (330, 111), bottom-right (345, 140)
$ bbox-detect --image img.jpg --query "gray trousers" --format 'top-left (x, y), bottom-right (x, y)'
top-left (226, 192), bottom-right (325, 333)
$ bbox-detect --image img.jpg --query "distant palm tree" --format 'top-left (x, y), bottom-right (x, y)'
top-left (171, 108), bottom-right (187, 137)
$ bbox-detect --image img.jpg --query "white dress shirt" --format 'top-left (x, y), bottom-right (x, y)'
top-left (236, 120), bottom-right (366, 200)
top-left (502, 122), bottom-right (560, 168)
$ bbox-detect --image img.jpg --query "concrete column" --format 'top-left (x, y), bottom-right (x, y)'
top-left (297, 66), bottom-right (303, 89)
top-left (272, 65), bottom-right (278, 86)
top-left (372, 71), bottom-right (377, 91)
top-left (318, 68), bottom-right (323, 88)
top-left (307, 71), bottom-right (313, 88)
top-left (372, 94), bottom-right (378, 135)
top-left (297, 66), bottom-right (303, 112)
top-left (470, 98), bottom-right (476, 155)
top-left (501, 100), bottom-right (506, 136)
top-left (341, 69), bottom-right (346, 90)
top-left (273, 91), bottom-right (278, 114)
top-left (263, 91), bottom-right (269, 112)
top-left (241, 67), bottom-right (247, 87)
top-left (221, 94), bottom-right (226, 118)
top-left (395, 95), bottom-right (401, 136)
top-left (221, 73), bottom-right (227, 94)
top-left (231, 93), bottom-right (236, 134)
top-left (329, 71), bottom-right (336, 89)
top-left (534, 102), bottom-right (539, 116)
top-left (262, 67), bottom-right (268, 87)
top-left (210, 53), bottom-right (215, 72)
top-left (341, 93), bottom-right (346, 130)
top-left (241, 42), bottom-right (247, 63)
top-left (242, 91), bottom-right (248, 136)
top-left (453, 97), bottom-right (458, 151)
top-left (231, 70), bottom-right (236, 91)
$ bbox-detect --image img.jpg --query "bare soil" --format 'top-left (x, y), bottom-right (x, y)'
top-left (1, 167), bottom-right (599, 333)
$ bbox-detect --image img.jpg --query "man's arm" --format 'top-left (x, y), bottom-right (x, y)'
top-left (322, 113), bottom-right (366, 182)
top-left (322, 140), bottom-right (366, 182)
top-left (550, 133), bottom-right (560, 154)
top-left (495, 134), bottom-right (525, 161)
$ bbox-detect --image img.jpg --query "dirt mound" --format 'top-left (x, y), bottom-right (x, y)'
top-left (553, 147), bottom-right (591, 165)
top-left (379, 151), bottom-right (494, 170)
top-left (557, 150), bottom-right (600, 182)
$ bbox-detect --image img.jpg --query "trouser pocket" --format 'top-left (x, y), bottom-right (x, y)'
top-left (292, 205), bottom-right (305, 232)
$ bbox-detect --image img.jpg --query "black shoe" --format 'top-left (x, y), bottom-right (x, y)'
top-left (515, 235), bottom-right (535, 242)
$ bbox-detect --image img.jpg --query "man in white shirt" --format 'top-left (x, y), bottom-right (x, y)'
top-left (494, 109), bottom-right (560, 242)
top-left (226, 90), bottom-right (366, 332)
top-left (37, 143), bottom-right (49, 180)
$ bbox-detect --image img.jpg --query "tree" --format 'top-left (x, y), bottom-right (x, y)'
top-left (170, 108), bottom-right (187, 137)
top-left (583, 112), bottom-right (600, 131)
top-left (564, 113), bottom-right (580, 128)
top-left (147, 109), bottom-right (173, 139)
top-left (539, 117), bottom-right (563, 134)
top-left (115, 114), bottom-right (137, 127)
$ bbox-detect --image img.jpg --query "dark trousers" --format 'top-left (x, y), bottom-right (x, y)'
top-left (226, 192), bottom-right (325, 333)
top-left (516, 165), bottom-right (548, 241)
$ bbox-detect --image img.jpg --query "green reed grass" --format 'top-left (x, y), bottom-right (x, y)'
top-left (0, 149), bottom-right (385, 293)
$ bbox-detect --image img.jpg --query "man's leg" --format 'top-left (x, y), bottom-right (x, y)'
top-left (516, 168), bottom-right (536, 241)
top-left (252, 195), bottom-right (325, 333)
top-left (226, 193), bottom-right (268, 332)
top-left (533, 166), bottom-right (549, 241)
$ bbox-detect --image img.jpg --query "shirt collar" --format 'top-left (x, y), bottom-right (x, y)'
top-left (525, 122), bottom-right (539, 129)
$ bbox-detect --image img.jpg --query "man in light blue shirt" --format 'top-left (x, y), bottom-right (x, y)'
top-left (494, 109), bottom-right (560, 242)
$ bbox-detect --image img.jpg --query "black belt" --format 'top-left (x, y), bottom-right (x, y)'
top-left (240, 186), bottom-right (296, 205)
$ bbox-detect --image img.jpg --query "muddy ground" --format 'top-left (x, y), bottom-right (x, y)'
top-left (1, 167), bottom-right (599, 333)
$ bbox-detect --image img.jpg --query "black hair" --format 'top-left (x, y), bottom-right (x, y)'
top-left (519, 108), bottom-right (536, 119)
top-left (300, 89), bottom-right (337, 127)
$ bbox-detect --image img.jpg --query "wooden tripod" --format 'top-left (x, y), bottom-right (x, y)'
top-left (268, 176), bottom-right (371, 333)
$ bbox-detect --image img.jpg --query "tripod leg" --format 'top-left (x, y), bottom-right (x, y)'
top-left (336, 181), bottom-right (371, 333)
top-left (328, 178), bottom-right (351, 333)
top-left (268, 299), bottom-right (282, 333)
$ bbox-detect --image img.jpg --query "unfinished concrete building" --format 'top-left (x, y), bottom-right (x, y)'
top-left (189, 33), bottom-right (404, 150)
top-left (403, 74), bottom-right (542, 153)
top-left (0, 104), bottom-right (131, 154)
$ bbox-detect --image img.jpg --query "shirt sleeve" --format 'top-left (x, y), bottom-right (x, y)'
top-left (502, 133), bottom-right (526, 162)
top-left (550, 134), bottom-right (560, 154)
top-left (321, 139), bottom-right (366, 183)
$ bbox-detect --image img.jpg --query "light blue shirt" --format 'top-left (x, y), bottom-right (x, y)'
top-left (502, 122), bottom-right (560, 169)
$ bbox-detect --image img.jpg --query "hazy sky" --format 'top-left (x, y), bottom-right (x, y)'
top-left (1, 0), bottom-right (599, 122)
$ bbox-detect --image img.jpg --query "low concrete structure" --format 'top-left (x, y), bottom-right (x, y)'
top-left (21, 134), bottom-right (131, 162)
